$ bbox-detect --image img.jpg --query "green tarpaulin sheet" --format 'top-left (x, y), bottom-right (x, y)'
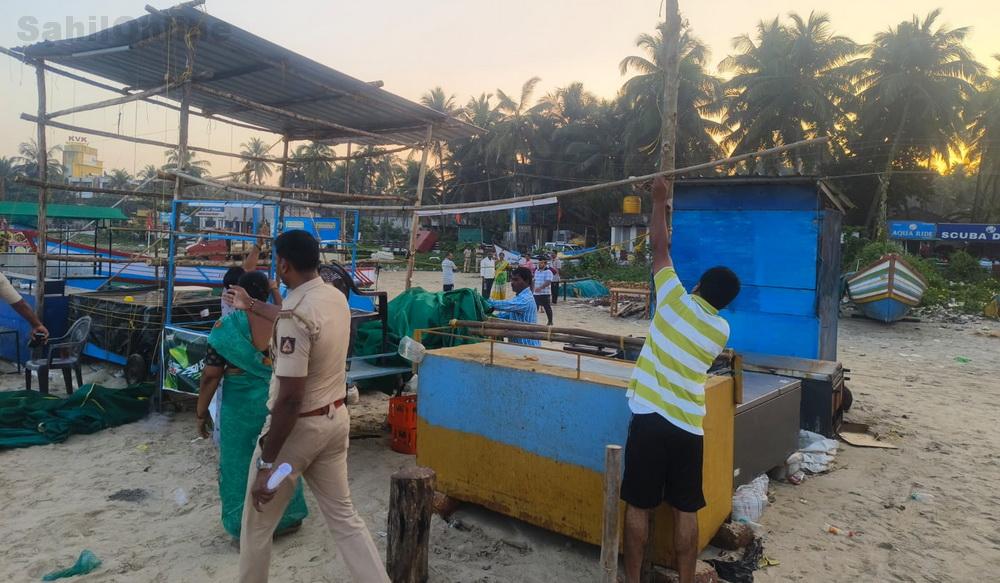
top-left (562, 279), bottom-right (609, 298)
top-left (352, 287), bottom-right (489, 388)
top-left (0, 384), bottom-right (153, 449)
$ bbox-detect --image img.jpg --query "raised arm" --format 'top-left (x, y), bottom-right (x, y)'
top-left (242, 243), bottom-right (261, 272)
top-left (650, 175), bottom-right (675, 274)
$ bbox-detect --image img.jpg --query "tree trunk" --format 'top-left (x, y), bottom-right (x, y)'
top-left (386, 466), bottom-right (436, 583)
top-left (867, 99), bottom-right (912, 241)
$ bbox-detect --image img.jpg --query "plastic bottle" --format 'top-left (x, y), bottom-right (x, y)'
top-left (823, 523), bottom-right (858, 537)
top-left (909, 492), bottom-right (935, 503)
top-left (398, 336), bottom-right (427, 364)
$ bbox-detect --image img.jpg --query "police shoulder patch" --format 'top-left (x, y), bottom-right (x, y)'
top-left (279, 337), bottom-right (296, 354)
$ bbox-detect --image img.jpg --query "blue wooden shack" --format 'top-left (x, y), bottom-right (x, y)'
top-left (647, 177), bottom-right (844, 360)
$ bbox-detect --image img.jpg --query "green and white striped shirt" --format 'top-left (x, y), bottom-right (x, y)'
top-left (627, 267), bottom-right (730, 435)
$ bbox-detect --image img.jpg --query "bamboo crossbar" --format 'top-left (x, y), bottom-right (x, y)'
top-left (451, 318), bottom-right (645, 349)
top-left (15, 177), bottom-right (174, 200)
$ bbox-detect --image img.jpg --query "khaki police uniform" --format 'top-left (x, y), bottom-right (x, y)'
top-left (238, 277), bottom-right (389, 583)
top-left (0, 273), bottom-right (23, 305)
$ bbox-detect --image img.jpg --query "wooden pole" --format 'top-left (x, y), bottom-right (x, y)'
top-left (278, 137), bottom-right (290, 188)
top-left (404, 125), bottom-right (434, 290)
top-left (450, 319), bottom-right (645, 349)
top-left (164, 137), bottom-right (828, 214)
top-left (15, 177), bottom-right (173, 201)
top-left (174, 87), bottom-right (191, 202)
top-left (386, 466), bottom-right (436, 583)
top-left (34, 61), bottom-right (48, 317)
top-left (600, 445), bottom-right (623, 583)
top-left (44, 79), bottom-right (186, 120)
top-left (658, 0), bottom-right (682, 178)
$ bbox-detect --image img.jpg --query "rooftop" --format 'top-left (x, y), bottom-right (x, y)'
top-left (12, 1), bottom-right (478, 146)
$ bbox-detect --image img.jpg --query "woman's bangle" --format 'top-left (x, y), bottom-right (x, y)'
top-left (248, 298), bottom-right (256, 313)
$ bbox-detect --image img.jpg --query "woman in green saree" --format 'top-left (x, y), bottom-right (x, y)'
top-left (491, 252), bottom-right (511, 300)
top-left (196, 271), bottom-right (308, 539)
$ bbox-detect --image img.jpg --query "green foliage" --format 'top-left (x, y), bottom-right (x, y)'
top-left (562, 251), bottom-right (651, 283)
top-left (944, 250), bottom-right (988, 283)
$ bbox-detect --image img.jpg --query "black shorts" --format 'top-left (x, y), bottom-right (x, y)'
top-left (621, 413), bottom-right (705, 513)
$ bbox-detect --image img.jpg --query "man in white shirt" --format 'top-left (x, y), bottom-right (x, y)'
top-left (533, 257), bottom-right (554, 326)
top-left (479, 252), bottom-right (496, 298)
top-left (441, 252), bottom-right (457, 292)
top-left (550, 255), bottom-right (562, 304)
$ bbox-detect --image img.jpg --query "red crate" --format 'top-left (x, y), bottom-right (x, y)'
top-left (391, 426), bottom-right (417, 455)
top-left (388, 394), bottom-right (417, 428)
top-left (388, 394), bottom-right (417, 455)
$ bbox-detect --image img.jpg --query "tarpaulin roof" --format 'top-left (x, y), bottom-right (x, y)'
top-left (12, 2), bottom-right (479, 146)
top-left (0, 202), bottom-right (127, 221)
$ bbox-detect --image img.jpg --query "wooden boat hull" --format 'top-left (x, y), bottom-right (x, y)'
top-left (847, 254), bottom-right (928, 323)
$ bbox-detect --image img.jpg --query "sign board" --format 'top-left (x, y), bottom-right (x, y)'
top-left (195, 206), bottom-right (226, 218)
top-left (888, 221), bottom-right (936, 240)
top-left (162, 327), bottom-right (208, 394)
top-left (283, 217), bottom-right (342, 242)
top-left (936, 223), bottom-right (1000, 242)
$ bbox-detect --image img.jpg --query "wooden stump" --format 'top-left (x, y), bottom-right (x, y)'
top-left (600, 445), bottom-right (623, 583)
top-left (387, 466), bottom-right (436, 583)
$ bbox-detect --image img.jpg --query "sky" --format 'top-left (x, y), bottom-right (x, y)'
top-left (0, 0), bottom-right (998, 179)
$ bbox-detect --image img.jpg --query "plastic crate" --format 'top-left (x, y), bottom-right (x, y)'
top-left (388, 394), bottom-right (417, 455)
top-left (388, 394), bottom-right (417, 429)
top-left (391, 425), bottom-right (417, 455)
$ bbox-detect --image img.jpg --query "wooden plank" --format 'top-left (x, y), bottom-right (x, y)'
top-left (387, 466), bottom-right (436, 583)
top-left (600, 445), bottom-right (623, 583)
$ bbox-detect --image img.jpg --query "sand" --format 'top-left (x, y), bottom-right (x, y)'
top-left (1, 268), bottom-right (999, 582)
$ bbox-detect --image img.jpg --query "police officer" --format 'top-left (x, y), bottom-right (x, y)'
top-left (224, 230), bottom-right (389, 583)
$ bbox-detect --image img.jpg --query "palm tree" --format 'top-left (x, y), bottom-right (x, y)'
top-left (106, 168), bottom-right (133, 190)
top-left (163, 149), bottom-right (211, 178)
top-left (16, 139), bottom-right (63, 181)
top-left (489, 77), bottom-right (546, 197)
top-left (239, 137), bottom-right (274, 185)
top-left (717, 12), bottom-right (858, 173)
top-left (848, 9), bottom-right (983, 239)
top-left (446, 93), bottom-right (505, 203)
top-left (619, 25), bottom-right (725, 174)
top-left (0, 156), bottom-right (20, 200)
top-left (421, 87), bottom-right (460, 202)
top-left (968, 56), bottom-right (1000, 221)
top-left (290, 142), bottom-right (333, 189)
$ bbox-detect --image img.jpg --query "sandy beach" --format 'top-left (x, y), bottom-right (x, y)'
top-left (2, 269), bottom-right (999, 582)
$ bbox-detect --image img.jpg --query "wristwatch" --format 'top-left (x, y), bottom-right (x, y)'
top-left (256, 457), bottom-right (274, 471)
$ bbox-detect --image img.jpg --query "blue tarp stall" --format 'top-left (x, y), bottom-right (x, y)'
top-left (669, 178), bottom-right (843, 361)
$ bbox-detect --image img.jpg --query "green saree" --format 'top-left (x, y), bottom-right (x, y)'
top-left (208, 311), bottom-right (308, 538)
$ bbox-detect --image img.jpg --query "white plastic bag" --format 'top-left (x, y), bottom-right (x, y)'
top-left (732, 475), bottom-right (769, 523)
top-left (797, 430), bottom-right (838, 473)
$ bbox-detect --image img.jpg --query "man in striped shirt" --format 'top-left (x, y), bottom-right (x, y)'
top-left (622, 176), bottom-right (740, 583)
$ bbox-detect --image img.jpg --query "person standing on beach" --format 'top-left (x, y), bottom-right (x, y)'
top-left (441, 252), bottom-right (457, 292)
top-left (224, 230), bottom-right (389, 583)
top-left (463, 246), bottom-right (473, 272)
top-left (488, 266), bottom-right (540, 347)
top-left (550, 254), bottom-right (562, 304)
top-left (532, 257), bottom-right (554, 326)
top-left (621, 177), bottom-right (740, 583)
top-left (479, 251), bottom-right (496, 298)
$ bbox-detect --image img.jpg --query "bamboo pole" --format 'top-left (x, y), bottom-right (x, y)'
top-left (600, 445), bottom-right (623, 583)
top-left (44, 79), bottom-right (187, 120)
top-left (164, 137), bottom-right (828, 214)
top-left (40, 254), bottom-right (246, 267)
top-left (404, 125), bottom-right (434, 290)
top-left (34, 61), bottom-right (48, 315)
top-left (15, 177), bottom-right (173, 201)
top-left (0, 46), bottom-right (273, 135)
top-left (192, 84), bottom-right (382, 140)
top-left (207, 178), bottom-right (404, 201)
top-left (468, 328), bottom-right (641, 352)
top-left (450, 319), bottom-right (645, 349)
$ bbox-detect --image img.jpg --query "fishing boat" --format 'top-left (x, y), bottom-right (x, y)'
top-left (847, 253), bottom-right (928, 323)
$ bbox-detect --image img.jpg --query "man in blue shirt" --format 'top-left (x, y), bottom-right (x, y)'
top-left (488, 267), bottom-right (540, 346)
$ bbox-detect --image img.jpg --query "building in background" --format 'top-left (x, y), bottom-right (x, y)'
top-left (62, 137), bottom-right (109, 194)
